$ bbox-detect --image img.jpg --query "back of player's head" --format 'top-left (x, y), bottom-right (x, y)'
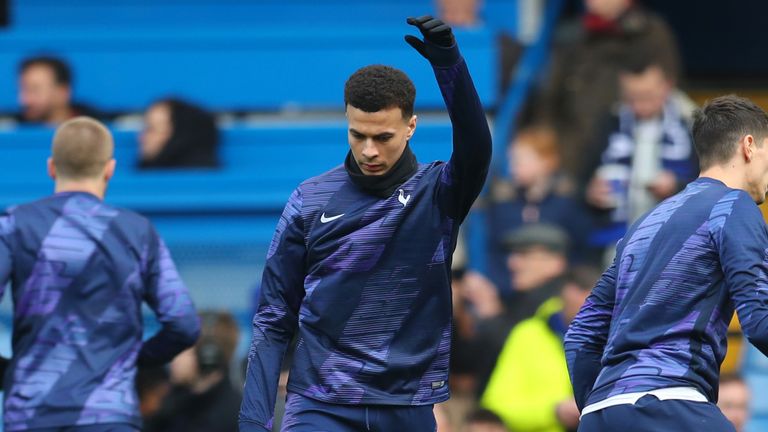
top-left (52, 117), bottom-right (114, 180)
top-left (19, 56), bottom-right (72, 87)
top-left (693, 95), bottom-right (768, 170)
top-left (344, 65), bottom-right (416, 120)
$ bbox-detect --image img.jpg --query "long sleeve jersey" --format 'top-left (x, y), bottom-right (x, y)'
top-left (0, 191), bottom-right (200, 431)
top-left (565, 177), bottom-right (768, 410)
top-left (239, 47), bottom-right (492, 431)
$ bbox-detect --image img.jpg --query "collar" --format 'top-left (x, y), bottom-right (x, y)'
top-left (344, 144), bottom-right (419, 198)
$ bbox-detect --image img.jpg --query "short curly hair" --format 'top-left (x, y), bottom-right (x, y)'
top-left (344, 65), bottom-right (415, 120)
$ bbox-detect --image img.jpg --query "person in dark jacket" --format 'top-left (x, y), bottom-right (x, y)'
top-left (139, 98), bottom-right (219, 169)
top-left (527, 0), bottom-right (682, 180)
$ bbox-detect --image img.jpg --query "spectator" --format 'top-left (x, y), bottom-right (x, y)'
top-left (465, 409), bottom-right (510, 432)
top-left (718, 374), bottom-right (750, 432)
top-left (473, 224), bottom-right (570, 394)
top-left (527, 0), bottom-right (682, 181)
top-left (145, 311), bottom-right (241, 432)
top-left (484, 126), bottom-right (592, 293)
top-left (17, 56), bottom-right (100, 125)
top-left (139, 98), bottom-right (219, 169)
top-left (436, 0), bottom-right (478, 27)
top-left (584, 54), bottom-right (697, 253)
top-left (481, 266), bottom-right (601, 432)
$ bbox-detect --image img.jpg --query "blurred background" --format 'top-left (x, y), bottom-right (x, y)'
top-left (0, 0), bottom-right (766, 431)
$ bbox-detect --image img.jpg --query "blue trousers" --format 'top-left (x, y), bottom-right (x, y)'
top-left (579, 395), bottom-right (735, 431)
top-left (29, 424), bottom-right (139, 432)
top-left (280, 393), bottom-right (436, 432)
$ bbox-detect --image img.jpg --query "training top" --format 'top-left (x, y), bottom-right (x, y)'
top-left (565, 177), bottom-right (768, 410)
top-left (239, 45), bottom-right (492, 431)
top-left (0, 191), bottom-right (200, 431)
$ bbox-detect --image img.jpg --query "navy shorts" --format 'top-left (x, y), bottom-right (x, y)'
top-left (29, 424), bottom-right (139, 432)
top-left (579, 395), bottom-right (735, 431)
top-left (280, 392), bottom-right (436, 432)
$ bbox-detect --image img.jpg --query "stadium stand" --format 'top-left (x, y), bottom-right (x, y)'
top-left (0, 0), bottom-right (509, 113)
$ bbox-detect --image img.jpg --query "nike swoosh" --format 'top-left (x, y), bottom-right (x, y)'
top-left (320, 213), bottom-right (345, 223)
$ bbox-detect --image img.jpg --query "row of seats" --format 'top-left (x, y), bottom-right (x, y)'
top-left (12, 0), bottom-right (517, 30)
top-left (0, 1), bottom-right (505, 113)
top-left (0, 122), bottom-right (453, 242)
top-left (0, 121), bottom-right (454, 312)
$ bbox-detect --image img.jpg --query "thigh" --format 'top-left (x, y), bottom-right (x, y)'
top-left (644, 399), bottom-right (736, 431)
top-left (579, 397), bottom-right (736, 432)
top-left (280, 393), bottom-right (365, 432)
top-left (371, 404), bottom-right (436, 432)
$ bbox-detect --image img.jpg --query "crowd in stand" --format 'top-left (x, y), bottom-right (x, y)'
top-left (0, 1), bottom-right (756, 431)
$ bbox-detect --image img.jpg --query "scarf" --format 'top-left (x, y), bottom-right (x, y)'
top-left (344, 144), bottom-right (418, 198)
top-left (602, 101), bottom-right (694, 185)
top-left (591, 100), bottom-right (695, 245)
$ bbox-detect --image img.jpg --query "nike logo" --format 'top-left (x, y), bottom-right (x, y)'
top-left (398, 189), bottom-right (411, 207)
top-left (320, 213), bottom-right (345, 223)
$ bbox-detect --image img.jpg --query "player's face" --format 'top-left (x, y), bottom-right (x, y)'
top-left (18, 65), bottom-right (69, 123)
top-left (746, 137), bottom-right (768, 204)
top-left (620, 66), bottom-right (671, 120)
top-left (140, 103), bottom-right (173, 161)
top-left (346, 105), bottom-right (416, 176)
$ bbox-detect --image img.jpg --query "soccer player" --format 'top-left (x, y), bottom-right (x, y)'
top-left (565, 95), bottom-right (768, 431)
top-left (0, 117), bottom-right (200, 431)
top-left (239, 16), bottom-right (491, 431)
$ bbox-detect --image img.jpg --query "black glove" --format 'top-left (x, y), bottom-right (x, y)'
top-left (405, 15), bottom-right (459, 67)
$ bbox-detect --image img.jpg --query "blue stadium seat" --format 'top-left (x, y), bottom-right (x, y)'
top-left (0, 121), bottom-right (453, 222)
top-left (0, 27), bottom-right (496, 112)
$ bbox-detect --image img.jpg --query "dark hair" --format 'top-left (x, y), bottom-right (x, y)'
top-left (618, 46), bottom-right (672, 79)
top-left (565, 266), bottom-right (603, 292)
top-left (720, 373), bottom-right (746, 386)
top-left (139, 98), bottom-right (219, 169)
top-left (344, 65), bottom-right (415, 120)
top-left (466, 409), bottom-right (506, 426)
top-left (19, 56), bottom-right (72, 86)
top-left (693, 95), bottom-right (768, 170)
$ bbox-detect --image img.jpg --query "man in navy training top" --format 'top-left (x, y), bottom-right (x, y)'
top-left (0, 117), bottom-right (200, 431)
top-left (239, 15), bottom-right (492, 432)
top-left (565, 94), bottom-right (768, 431)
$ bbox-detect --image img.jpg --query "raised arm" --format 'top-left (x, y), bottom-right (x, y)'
top-left (139, 228), bottom-right (200, 366)
top-left (564, 261), bottom-right (616, 410)
top-left (406, 16), bottom-right (492, 219)
top-left (240, 188), bottom-right (307, 432)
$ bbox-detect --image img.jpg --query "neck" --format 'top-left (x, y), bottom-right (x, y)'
top-left (699, 163), bottom-right (746, 192)
top-left (55, 180), bottom-right (105, 199)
